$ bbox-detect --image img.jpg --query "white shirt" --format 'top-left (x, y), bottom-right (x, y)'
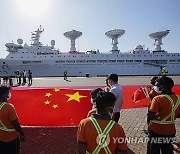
top-left (110, 83), bottom-right (123, 113)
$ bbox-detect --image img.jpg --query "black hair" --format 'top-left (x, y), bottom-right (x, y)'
top-left (96, 91), bottom-right (116, 112)
top-left (107, 73), bottom-right (118, 82)
top-left (91, 88), bottom-right (103, 99)
top-left (156, 76), bottom-right (174, 90)
top-left (151, 76), bottom-right (159, 85)
top-left (151, 76), bottom-right (158, 80)
top-left (0, 86), bottom-right (10, 98)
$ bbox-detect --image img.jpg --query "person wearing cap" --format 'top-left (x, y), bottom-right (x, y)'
top-left (106, 73), bottom-right (123, 123)
top-left (147, 76), bottom-right (180, 154)
top-left (0, 86), bottom-right (25, 154)
top-left (77, 91), bottom-right (128, 153)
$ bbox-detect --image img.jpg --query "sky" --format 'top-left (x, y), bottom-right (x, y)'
top-left (0, 0), bottom-right (180, 58)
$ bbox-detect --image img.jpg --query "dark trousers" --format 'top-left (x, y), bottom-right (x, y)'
top-left (147, 130), bottom-right (175, 154)
top-left (0, 137), bottom-right (20, 154)
top-left (113, 112), bottom-right (120, 123)
top-left (64, 74), bottom-right (67, 80)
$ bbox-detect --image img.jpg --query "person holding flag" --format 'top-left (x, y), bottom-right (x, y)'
top-left (147, 76), bottom-right (180, 154)
top-left (77, 91), bottom-right (128, 154)
top-left (0, 86), bottom-right (25, 154)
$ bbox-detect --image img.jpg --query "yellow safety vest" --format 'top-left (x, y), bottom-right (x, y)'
top-left (161, 69), bottom-right (168, 75)
top-left (152, 95), bottom-right (180, 124)
top-left (0, 102), bottom-right (15, 132)
top-left (86, 117), bottom-right (115, 154)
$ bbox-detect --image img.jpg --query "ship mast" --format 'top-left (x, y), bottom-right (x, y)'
top-left (31, 25), bottom-right (44, 46)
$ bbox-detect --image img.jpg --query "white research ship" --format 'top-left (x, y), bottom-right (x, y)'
top-left (0, 26), bottom-right (180, 77)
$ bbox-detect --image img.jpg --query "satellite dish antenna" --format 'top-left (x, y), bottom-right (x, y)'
top-left (105, 29), bottom-right (125, 53)
top-left (64, 30), bottom-right (82, 52)
top-left (17, 38), bottom-right (23, 45)
top-left (51, 40), bottom-right (55, 48)
top-left (149, 30), bottom-right (170, 51)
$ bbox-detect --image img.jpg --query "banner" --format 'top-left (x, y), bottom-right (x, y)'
top-left (9, 88), bottom-right (91, 126)
top-left (9, 85), bottom-right (180, 126)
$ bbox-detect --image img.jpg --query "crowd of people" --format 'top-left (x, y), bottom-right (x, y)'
top-left (15, 69), bottom-right (32, 86)
top-left (77, 74), bottom-right (180, 154)
top-left (0, 69), bottom-right (33, 87)
top-left (0, 73), bottom-right (179, 154)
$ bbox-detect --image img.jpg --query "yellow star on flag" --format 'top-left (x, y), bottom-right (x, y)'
top-left (54, 88), bottom-right (60, 92)
top-left (44, 100), bottom-right (51, 105)
top-left (52, 104), bottom-right (58, 109)
top-left (45, 92), bottom-right (52, 97)
top-left (66, 92), bottom-right (87, 102)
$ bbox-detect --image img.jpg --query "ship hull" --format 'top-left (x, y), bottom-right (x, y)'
top-left (0, 58), bottom-right (180, 77)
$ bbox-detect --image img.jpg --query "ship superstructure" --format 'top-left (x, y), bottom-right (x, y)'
top-left (0, 27), bottom-right (179, 77)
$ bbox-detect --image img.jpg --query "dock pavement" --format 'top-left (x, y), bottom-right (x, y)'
top-left (5, 76), bottom-right (180, 153)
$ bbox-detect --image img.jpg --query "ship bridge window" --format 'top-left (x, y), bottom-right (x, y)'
top-left (134, 60), bottom-right (142, 62)
top-left (56, 60), bottom-right (65, 63)
top-left (32, 61), bottom-right (41, 63)
top-left (126, 60), bottom-right (133, 62)
top-left (177, 59), bottom-right (180, 62)
top-left (76, 60), bottom-right (85, 63)
top-left (23, 61), bottom-right (31, 64)
top-left (66, 60), bottom-right (75, 63)
top-left (169, 59), bottom-right (176, 62)
top-left (108, 60), bottom-right (116, 62)
top-left (117, 60), bottom-right (125, 62)
top-left (87, 60), bottom-right (96, 63)
top-left (144, 60), bottom-right (167, 64)
top-left (97, 60), bottom-right (108, 62)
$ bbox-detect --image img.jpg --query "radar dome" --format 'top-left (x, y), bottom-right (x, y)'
top-left (105, 29), bottom-right (125, 38)
top-left (149, 30), bottom-right (170, 39)
top-left (64, 30), bottom-right (82, 39)
top-left (105, 29), bottom-right (125, 52)
top-left (17, 39), bottom-right (23, 45)
top-left (64, 30), bottom-right (82, 52)
top-left (51, 40), bottom-right (55, 46)
top-left (149, 30), bottom-right (170, 51)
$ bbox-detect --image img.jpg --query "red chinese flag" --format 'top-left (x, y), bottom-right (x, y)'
top-left (132, 88), bottom-right (146, 103)
top-left (9, 88), bottom-right (91, 126)
top-left (122, 86), bottom-right (149, 109)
